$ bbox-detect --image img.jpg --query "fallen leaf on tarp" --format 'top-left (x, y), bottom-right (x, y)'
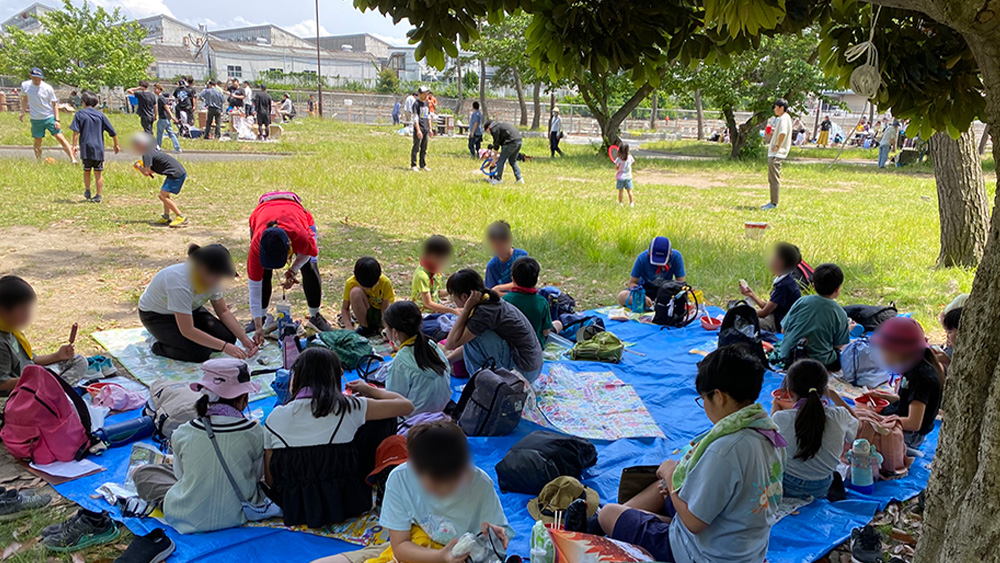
top-left (890, 528), bottom-right (917, 545)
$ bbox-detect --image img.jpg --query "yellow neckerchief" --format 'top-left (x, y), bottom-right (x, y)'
top-left (190, 262), bottom-right (210, 295)
top-left (390, 335), bottom-right (417, 358)
top-left (469, 292), bottom-right (490, 316)
top-left (0, 320), bottom-right (32, 359)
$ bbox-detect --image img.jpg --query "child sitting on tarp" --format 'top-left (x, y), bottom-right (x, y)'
top-left (263, 348), bottom-right (413, 528)
top-left (615, 236), bottom-right (686, 310)
top-left (341, 257), bottom-right (396, 337)
top-left (444, 269), bottom-right (543, 382)
top-left (772, 359), bottom-right (857, 499)
top-left (597, 345), bottom-right (786, 563)
top-left (382, 301), bottom-right (452, 416)
top-left (311, 420), bottom-right (511, 563)
top-left (777, 263), bottom-right (852, 372)
top-left (0, 275), bottom-right (87, 394)
top-left (502, 256), bottom-right (556, 346)
top-left (739, 242), bottom-right (802, 333)
top-left (866, 318), bottom-right (943, 453)
top-left (412, 235), bottom-right (458, 315)
top-left (484, 220), bottom-right (529, 296)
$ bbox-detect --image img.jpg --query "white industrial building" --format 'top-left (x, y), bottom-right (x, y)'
top-left (0, 2), bottom-right (53, 35)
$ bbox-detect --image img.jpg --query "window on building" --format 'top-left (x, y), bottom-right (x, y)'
top-left (268, 68), bottom-right (283, 74)
top-left (303, 69), bottom-right (317, 75)
top-left (227, 65), bottom-right (242, 78)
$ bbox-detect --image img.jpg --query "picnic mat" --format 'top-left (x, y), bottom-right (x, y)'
top-left (92, 327), bottom-right (283, 402)
top-left (55, 308), bottom-right (938, 563)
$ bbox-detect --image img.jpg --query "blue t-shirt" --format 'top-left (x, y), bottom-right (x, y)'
top-left (768, 274), bottom-right (801, 330)
top-left (379, 462), bottom-right (513, 544)
top-left (69, 108), bottom-right (116, 162)
top-left (485, 248), bottom-right (529, 288)
top-left (630, 249), bottom-right (686, 286)
top-left (670, 429), bottom-right (785, 563)
top-left (470, 110), bottom-right (483, 136)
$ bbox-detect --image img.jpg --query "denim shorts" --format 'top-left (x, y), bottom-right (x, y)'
top-left (783, 473), bottom-right (834, 499)
top-left (160, 173), bottom-right (186, 194)
top-left (617, 179), bottom-right (633, 190)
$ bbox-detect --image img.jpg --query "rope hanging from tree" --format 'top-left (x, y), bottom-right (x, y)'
top-left (844, 7), bottom-right (883, 99)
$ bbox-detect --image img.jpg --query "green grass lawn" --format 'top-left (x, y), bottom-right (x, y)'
top-left (0, 111), bottom-right (987, 560)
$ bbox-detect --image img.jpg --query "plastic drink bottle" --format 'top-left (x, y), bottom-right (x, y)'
top-left (530, 520), bottom-right (554, 563)
top-left (275, 298), bottom-right (292, 343)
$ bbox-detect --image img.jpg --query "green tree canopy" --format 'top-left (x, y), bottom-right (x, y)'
top-left (0, 0), bottom-right (153, 90)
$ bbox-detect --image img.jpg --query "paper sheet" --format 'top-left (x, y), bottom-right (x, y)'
top-left (30, 459), bottom-right (104, 479)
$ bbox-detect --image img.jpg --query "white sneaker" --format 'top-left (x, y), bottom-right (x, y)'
top-left (515, 178), bottom-right (524, 185)
top-left (411, 166), bottom-right (420, 172)
top-left (629, 202), bottom-right (635, 207)
top-left (760, 202), bottom-right (778, 210)
top-left (420, 166), bottom-right (431, 172)
top-left (489, 178), bottom-right (501, 185)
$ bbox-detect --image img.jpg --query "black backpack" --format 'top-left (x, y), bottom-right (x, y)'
top-left (843, 304), bottom-right (897, 332)
top-left (452, 361), bottom-right (527, 436)
top-left (792, 261), bottom-right (815, 293)
top-left (540, 287), bottom-right (576, 322)
top-left (718, 302), bottom-right (768, 366)
top-left (652, 281), bottom-right (699, 328)
top-left (495, 431), bottom-right (598, 494)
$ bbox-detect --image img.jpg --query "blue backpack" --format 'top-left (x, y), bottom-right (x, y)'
top-left (840, 338), bottom-right (890, 388)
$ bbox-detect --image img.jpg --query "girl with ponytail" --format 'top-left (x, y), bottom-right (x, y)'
top-left (382, 300), bottom-right (452, 415)
top-left (772, 359), bottom-right (858, 499)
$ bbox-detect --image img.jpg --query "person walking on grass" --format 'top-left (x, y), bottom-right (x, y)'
top-left (468, 101), bottom-right (483, 157)
top-left (199, 80), bottom-right (224, 140)
top-left (484, 120), bottom-right (524, 185)
top-left (126, 80), bottom-right (158, 135)
top-left (154, 83), bottom-right (183, 153)
top-left (762, 98), bottom-right (792, 210)
top-left (255, 85), bottom-right (273, 141)
top-left (70, 91), bottom-right (119, 203)
top-left (614, 142), bottom-right (635, 207)
top-left (549, 107), bottom-right (564, 157)
top-left (19, 68), bottom-right (76, 164)
top-left (411, 86), bottom-right (432, 172)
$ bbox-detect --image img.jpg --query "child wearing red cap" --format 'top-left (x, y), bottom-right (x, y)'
top-left (869, 317), bottom-right (944, 450)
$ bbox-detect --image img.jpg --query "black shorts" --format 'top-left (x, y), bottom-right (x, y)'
top-left (257, 114), bottom-right (271, 126)
top-left (82, 158), bottom-right (104, 171)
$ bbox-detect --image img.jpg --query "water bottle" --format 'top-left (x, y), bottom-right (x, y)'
top-left (530, 520), bottom-right (554, 563)
top-left (271, 368), bottom-right (291, 407)
top-left (275, 298), bottom-right (292, 345)
top-left (628, 286), bottom-right (646, 314)
top-left (94, 416), bottom-right (155, 448)
top-left (846, 438), bottom-right (881, 494)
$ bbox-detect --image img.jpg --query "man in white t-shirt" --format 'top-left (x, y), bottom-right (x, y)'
top-left (762, 98), bottom-right (793, 210)
top-left (19, 68), bottom-right (76, 163)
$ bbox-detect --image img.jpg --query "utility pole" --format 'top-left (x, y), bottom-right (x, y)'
top-left (315, 0), bottom-right (323, 118)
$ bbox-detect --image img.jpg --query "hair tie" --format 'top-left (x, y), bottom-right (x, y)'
top-left (808, 388), bottom-right (818, 394)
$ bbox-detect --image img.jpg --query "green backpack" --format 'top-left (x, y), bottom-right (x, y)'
top-left (307, 329), bottom-right (375, 370)
top-left (569, 331), bottom-right (624, 363)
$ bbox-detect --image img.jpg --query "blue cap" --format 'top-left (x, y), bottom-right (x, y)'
top-left (259, 226), bottom-right (291, 270)
top-left (30, 67), bottom-right (43, 78)
top-left (649, 236), bottom-right (672, 266)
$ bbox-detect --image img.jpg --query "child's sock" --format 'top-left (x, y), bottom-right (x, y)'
top-left (308, 307), bottom-right (320, 317)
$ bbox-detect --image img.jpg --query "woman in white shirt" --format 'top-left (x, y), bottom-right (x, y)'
top-left (772, 359), bottom-right (858, 499)
top-left (138, 244), bottom-right (257, 362)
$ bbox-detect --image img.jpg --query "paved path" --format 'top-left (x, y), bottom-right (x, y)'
top-left (0, 145), bottom-right (289, 162)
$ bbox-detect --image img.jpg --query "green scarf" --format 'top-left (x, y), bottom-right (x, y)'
top-left (672, 403), bottom-right (778, 490)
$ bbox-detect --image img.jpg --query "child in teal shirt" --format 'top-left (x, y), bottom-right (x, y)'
top-left (501, 257), bottom-right (555, 345)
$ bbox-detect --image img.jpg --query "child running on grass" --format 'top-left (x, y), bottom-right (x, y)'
top-left (771, 359), bottom-right (857, 499)
top-left (69, 91), bottom-right (118, 203)
top-left (614, 142), bottom-right (635, 207)
top-left (131, 133), bottom-right (188, 228)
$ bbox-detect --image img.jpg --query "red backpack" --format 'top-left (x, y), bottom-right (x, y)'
top-left (1, 365), bottom-right (95, 464)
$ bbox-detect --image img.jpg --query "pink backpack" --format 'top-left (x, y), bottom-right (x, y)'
top-left (854, 409), bottom-right (909, 477)
top-left (1, 365), bottom-right (95, 464)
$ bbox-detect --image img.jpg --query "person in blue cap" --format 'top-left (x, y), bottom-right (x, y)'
top-left (247, 192), bottom-right (332, 344)
top-left (19, 68), bottom-right (76, 163)
top-left (616, 236), bottom-right (686, 310)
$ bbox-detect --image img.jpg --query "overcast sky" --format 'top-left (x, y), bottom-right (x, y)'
top-left (2, 0), bottom-right (414, 45)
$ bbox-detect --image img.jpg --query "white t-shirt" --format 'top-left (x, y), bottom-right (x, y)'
top-left (404, 95), bottom-right (416, 114)
top-left (379, 462), bottom-right (512, 545)
top-left (138, 262), bottom-right (223, 315)
top-left (263, 396), bottom-right (368, 449)
top-left (768, 112), bottom-right (793, 159)
top-left (773, 405), bottom-right (858, 481)
top-left (615, 155), bottom-right (634, 180)
top-left (21, 80), bottom-right (57, 120)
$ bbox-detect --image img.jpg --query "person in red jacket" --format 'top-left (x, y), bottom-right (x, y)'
top-left (248, 192), bottom-right (332, 344)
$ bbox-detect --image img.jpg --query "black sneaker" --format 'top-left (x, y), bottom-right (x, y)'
top-left (90, 195), bottom-right (102, 203)
top-left (114, 528), bottom-right (175, 563)
top-left (565, 498), bottom-right (588, 532)
top-left (43, 508), bottom-right (119, 552)
top-left (356, 325), bottom-right (380, 338)
top-left (850, 525), bottom-right (883, 563)
top-left (84, 188), bottom-right (91, 200)
top-left (308, 312), bottom-right (334, 332)
top-left (0, 488), bottom-right (51, 521)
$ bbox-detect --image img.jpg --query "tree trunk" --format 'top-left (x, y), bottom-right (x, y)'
top-left (513, 68), bottom-right (528, 127)
top-left (478, 27), bottom-right (488, 122)
top-left (456, 60), bottom-right (464, 116)
top-left (979, 123), bottom-right (991, 155)
top-left (649, 92), bottom-right (658, 130)
top-left (911, 31), bottom-right (1000, 563)
top-left (531, 81), bottom-right (541, 130)
top-left (695, 90), bottom-right (705, 140)
top-left (928, 130), bottom-right (989, 267)
top-left (580, 81), bottom-right (656, 149)
top-left (723, 108), bottom-right (745, 159)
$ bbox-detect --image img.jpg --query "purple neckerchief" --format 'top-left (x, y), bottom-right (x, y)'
top-left (206, 403), bottom-right (246, 418)
top-left (294, 388), bottom-right (314, 400)
top-left (791, 397), bottom-right (831, 409)
top-left (754, 428), bottom-right (788, 448)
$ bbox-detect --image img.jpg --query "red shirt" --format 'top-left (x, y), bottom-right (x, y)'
top-left (247, 199), bottom-right (317, 282)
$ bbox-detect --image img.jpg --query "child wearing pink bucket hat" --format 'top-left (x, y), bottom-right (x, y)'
top-left (869, 317), bottom-right (944, 451)
top-left (132, 357), bottom-right (268, 533)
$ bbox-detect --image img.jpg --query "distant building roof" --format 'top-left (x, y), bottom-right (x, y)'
top-left (206, 39), bottom-right (377, 62)
top-left (148, 44), bottom-right (204, 65)
top-left (1, 2), bottom-right (55, 34)
top-left (211, 24), bottom-right (314, 49)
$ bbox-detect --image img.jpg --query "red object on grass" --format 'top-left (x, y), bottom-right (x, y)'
top-left (608, 145), bottom-right (619, 163)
